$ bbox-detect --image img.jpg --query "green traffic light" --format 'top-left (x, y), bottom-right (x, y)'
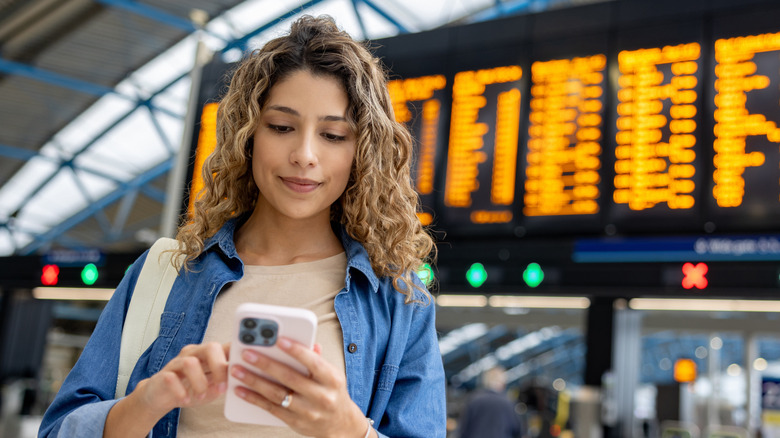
top-left (466, 263), bottom-right (488, 288)
top-left (417, 263), bottom-right (434, 286)
top-left (523, 263), bottom-right (544, 288)
top-left (81, 263), bottom-right (99, 285)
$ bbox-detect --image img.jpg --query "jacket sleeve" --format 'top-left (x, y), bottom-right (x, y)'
top-left (376, 290), bottom-right (446, 438)
top-left (38, 251), bottom-right (148, 437)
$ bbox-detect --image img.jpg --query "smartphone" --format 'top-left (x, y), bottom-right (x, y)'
top-left (224, 303), bottom-right (318, 426)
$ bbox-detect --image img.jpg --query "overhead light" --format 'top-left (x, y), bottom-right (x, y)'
top-left (628, 298), bottom-right (780, 313)
top-left (489, 295), bottom-right (590, 309)
top-left (33, 287), bottom-right (114, 301)
top-left (435, 294), bottom-right (590, 309)
top-left (435, 294), bottom-right (488, 307)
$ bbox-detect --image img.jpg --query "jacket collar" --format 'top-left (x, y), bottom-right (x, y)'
top-left (336, 224), bottom-right (379, 294)
top-left (202, 215), bottom-right (242, 261)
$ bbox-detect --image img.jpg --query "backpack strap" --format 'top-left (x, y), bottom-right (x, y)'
top-left (115, 237), bottom-right (184, 398)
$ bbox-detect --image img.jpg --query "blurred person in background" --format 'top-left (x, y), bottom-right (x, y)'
top-left (458, 366), bottom-right (522, 438)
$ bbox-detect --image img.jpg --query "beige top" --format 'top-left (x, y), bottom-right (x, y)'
top-left (178, 252), bottom-right (347, 437)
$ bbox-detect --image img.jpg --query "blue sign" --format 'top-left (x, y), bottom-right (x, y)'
top-left (41, 248), bottom-right (105, 267)
top-left (574, 235), bottom-right (780, 263)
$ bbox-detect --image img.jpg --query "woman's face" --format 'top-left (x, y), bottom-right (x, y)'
top-left (251, 69), bottom-right (356, 224)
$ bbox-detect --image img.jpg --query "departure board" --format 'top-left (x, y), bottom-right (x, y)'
top-left (613, 43), bottom-right (701, 212)
top-left (442, 65), bottom-right (523, 228)
top-left (708, 30), bottom-right (780, 230)
top-left (523, 54), bottom-right (606, 217)
top-left (388, 75), bottom-right (448, 225)
top-left (186, 0), bottom-right (780, 243)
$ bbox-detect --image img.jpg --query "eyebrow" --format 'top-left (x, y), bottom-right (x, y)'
top-left (266, 105), bottom-right (347, 122)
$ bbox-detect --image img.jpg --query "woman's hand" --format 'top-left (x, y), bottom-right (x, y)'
top-left (105, 342), bottom-right (230, 437)
top-left (230, 339), bottom-right (374, 438)
top-left (138, 342), bottom-right (230, 413)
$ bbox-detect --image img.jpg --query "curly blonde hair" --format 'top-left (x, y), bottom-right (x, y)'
top-left (175, 15), bottom-right (435, 302)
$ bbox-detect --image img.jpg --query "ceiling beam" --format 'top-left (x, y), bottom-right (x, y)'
top-left (357, 0), bottom-right (409, 34)
top-left (19, 159), bottom-right (173, 255)
top-left (0, 143), bottom-right (39, 162)
top-left (350, 0), bottom-right (369, 40)
top-left (94, 0), bottom-right (196, 32)
top-left (0, 57), bottom-right (113, 97)
top-left (221, 0), bottom-right (330, 53)
top-left (0, 142), bottom-right (126, 186)
top-left (4, 68), bottom-right (188, 225)
top-left (94, 0), bottom-right (227, 43)
top-left (0, 57), bottom-right (182, 120)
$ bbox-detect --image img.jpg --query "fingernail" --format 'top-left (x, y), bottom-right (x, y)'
top-left (243, 350), bottom-right (259, 363)
top-left (232, 367), bottom-right (246, 379)
top-left (279, 338), bottom-right (291, 349)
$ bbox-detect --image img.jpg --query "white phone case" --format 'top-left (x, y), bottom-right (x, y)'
top-left (224, 303), bottom-right (317, 426)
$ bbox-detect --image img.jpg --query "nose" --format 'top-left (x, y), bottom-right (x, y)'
top-left (290, 130), bottom-right (318, 167)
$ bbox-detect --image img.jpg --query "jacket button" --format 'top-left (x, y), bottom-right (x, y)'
top-left (348, 343), bottom-right (358, 353)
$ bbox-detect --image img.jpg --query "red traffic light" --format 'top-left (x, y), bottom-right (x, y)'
top-left (41, 264), bottom-right (60, 286)
top-left (682, 262), bottom-right (708, 289)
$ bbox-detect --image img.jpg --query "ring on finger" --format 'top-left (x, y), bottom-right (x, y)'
top-left (280, 391), bottom-right (293, 408)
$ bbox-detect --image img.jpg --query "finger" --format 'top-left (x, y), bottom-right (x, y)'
top-left (234, 385), bottom-right (296, 424)
top-left (231, 364), bottom-right (293, 409)
top-left (179, 343), bottom-right (220, 370)
top-left (175, 345), bottom-right (211, 378)
top-left (176, 356), bottom-right (209, 396)
top-left (276, 338), bottom-right (338, 387)
top-left (202, 342), bottom-right (229, 385)
top-left (240, 348), bottom-right (312, 394)
top-left (154, 370), bottom-right (191, 406)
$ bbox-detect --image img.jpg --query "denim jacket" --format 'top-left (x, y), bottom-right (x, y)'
top-left (39, 218), bottom-right (446, 437)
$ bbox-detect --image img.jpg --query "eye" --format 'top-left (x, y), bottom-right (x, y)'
top-left (322, 132), bottom-right (347, 142)
top-left (268, 124), bottom-right (293, 134)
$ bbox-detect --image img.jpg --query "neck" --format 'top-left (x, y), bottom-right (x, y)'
top-left (234, 209), bottom-right (343, 266)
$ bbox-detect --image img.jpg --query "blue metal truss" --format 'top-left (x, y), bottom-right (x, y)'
top-left (351, 0), bottom-right (369, 39)
top-left (466, 0), bottom-right (552, 22)
top-left (0, 58), bottom-right (114, 97)
top-left (7, 69), bottom-right (188, 254)
top-left (8, 0), bottom-right (551, 256)
top-left (357, 0), bottom-right (409, 34)
top-left (2, 70), bottom-right (186, 208)
top-left (0, 58), bottom-right (181, 120)
top-left (95, 0), bottom-right (200, 33)
top-left (221, 0), bottom-right (331, 53)
top-left (94, 0), bottom-right (230, 42)
top-left (21, 159), bottom-right (173, 254)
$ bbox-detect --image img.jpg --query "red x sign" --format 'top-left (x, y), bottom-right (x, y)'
top-left (682, 262), bottom-right (708, 289)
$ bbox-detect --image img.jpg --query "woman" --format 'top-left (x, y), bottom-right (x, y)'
top-left (39, 15), bottom-right (445, 438)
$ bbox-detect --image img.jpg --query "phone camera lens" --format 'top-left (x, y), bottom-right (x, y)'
top-left (243, 319), bottom-right (257, 329)
top-left (241, 333), bottom-right (255, 344)
top-left (261, 328), bottom-right (275, 339)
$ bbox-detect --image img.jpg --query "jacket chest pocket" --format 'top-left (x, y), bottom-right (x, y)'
top-left (148, 311), bottom-right (185, 372)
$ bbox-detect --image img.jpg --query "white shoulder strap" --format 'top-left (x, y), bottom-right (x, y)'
top-left (115, 237), bottom-right (184, 398)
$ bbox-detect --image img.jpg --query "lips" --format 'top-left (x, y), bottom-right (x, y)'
top-left (280, 176), bottom-right (321, 193)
